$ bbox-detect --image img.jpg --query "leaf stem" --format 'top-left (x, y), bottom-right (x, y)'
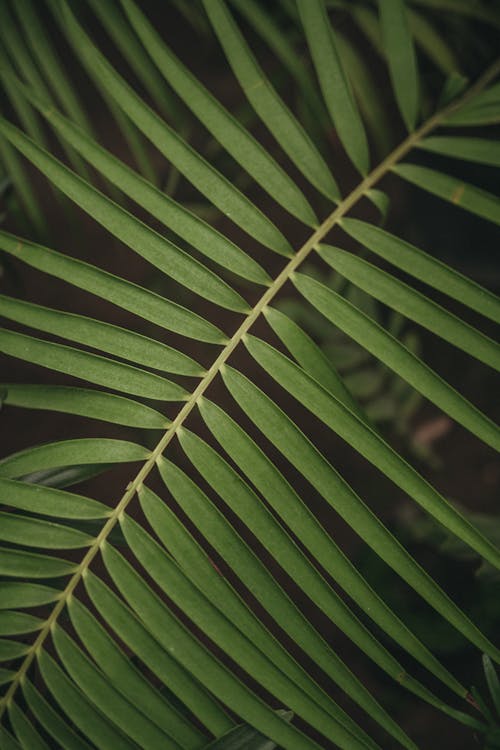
top-left (1, 55), bottom-right (499, 718)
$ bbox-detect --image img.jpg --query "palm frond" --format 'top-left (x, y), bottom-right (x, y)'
top-left (0, 1), bottom-right (499, 749)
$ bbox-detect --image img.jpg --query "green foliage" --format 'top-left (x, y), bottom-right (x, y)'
top-left (0, 1), bottom-right (499, 749)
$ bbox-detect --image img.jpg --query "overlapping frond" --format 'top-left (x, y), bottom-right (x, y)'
top-left (0, 1), bottom-right (499, 749)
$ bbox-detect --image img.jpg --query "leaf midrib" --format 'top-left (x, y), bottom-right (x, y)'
top-left (2, 56), bottom-right (499, 718)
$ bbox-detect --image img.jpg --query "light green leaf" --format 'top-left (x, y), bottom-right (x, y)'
top-left (379, 0), bottom-right (420, 130)
top-left (0, 439), bottom-right (148, 479)
top-left (0, 512), bottom-right (93, 550)
top-left (0, 671), bottom-right (15, 689)
top-left (38, 650), bottom-right (138, 750)
top-left (392, 163), bottom-right (500, 226)
top-left (2, 384), bottom-right (168, 430)
top-left (8, 701), bottom-right (50, 750)
top-left (52, 624), bottom-right (179, 750)
top-left (221, 365), bottom-right (500, 663)
top-left (0, 640), bottom-right (30, 661)
top-left (0, 477), bottom-right (107, 520)
top-left (121, 515), bottom-right (369, 750)
top-left (228, 0), bottom-right (326, 124)
top-left (0, 583), bottom-right (61, 609)
top-left (158, 451), bottom-right (462, 713)
top-left (418, 136), bottom-right (500, 168)
top-left (84, 572), bottom-right (232, 739)
top-left (293, 272), bottom-right (500, 450)
top-left (341, 219), bottom-right (500, 323)
top-left (263, 306), bottom-right (362, 416)
top-left (0, 611), bottom-right (42, 636)
top-left (245, 335), bottom-right (500, 572)
top-left (0, 230), bottom-right (226, 343)
top-left (445, 82), bottom-right (500, 126)
top-left (202, 0), bottom-right (339, 201)
top-left (120, 0), bottom-right (318, 227)
top-left (0, 548), bottom-right (75, 579)
top-left (318, 245), bottom-right (500, 371)
top-left (297, 0), bottom-right (370, 174)
top-left (334, 33), bottom-right (392, 158)
top-left (15, 79), bottom-right (270, 286)
top-left (139, 484), bottom-right (373, 743)
top-left (60, 0), bottom-right (291, 256)
top-left (102, 543), bottom-right (321, 750)
top-left (0, 294), bottom-right (203, 375)
top-left (204, 712), bottom-right (292, 750)
top-left (0, 1), bottom-right (89, 182)
top-left (0, 116), bottom-right (247, 313)
top-left (23, 679), bottom-right (94, 750)
top-left (87, 0), bottom-right (179, 122)
top-left (0, 329), bottom-right (187, 401)
top-left (68, 597), bottom-right (204, 750)
top-left (483, 655), bottom-right (500, 715)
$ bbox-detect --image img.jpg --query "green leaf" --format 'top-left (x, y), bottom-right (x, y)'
top-left (392, 163), bottom-right (500, 226)
top-left (68, 597), bottom-right (204, 750)
top-left (245, 335), bottom-right (500, 570)
top-left (341, 219), bottom-right (500, 323)
top-left (23, 679), bottom-right (94, 750)
top-left (0, 477), bottom-right (107, 521)
top-left (121, 515), bottom-right (370, 750)
top-left (16, 465), bottom-right (112, 491)
top-left (0, 439), bottom-right (148, 479)
top-left (52, 624), bottom-right (180, 750)
top-left (139, 483), bottom-right (372, 740)
top-left (0, 116), bottom-right (248, 313)
top-left (8, 701), bottom-right (50, 750)
top-left (60, 0), bottom-right (291, 256)
top-left (2, 384), bottom-right (168, 430)
top-left (84, 572), bottom-right (232, 738)
top-left (297, 0), bottom-right (369, 174)
top-left (0, 133), bottom-right (46, 237)
top-left (156, 447), bottom-right (395, 748)
top-left (445, 82), bottom-right (500, 126)
top-left (0, 640), bottom-right (30, 661)
top-left (205, 715), bottom-right (292, 750)
top-left (293, 271), bottom-right (500, 450)
top-left (0, 1), bottom-right (90, 183)
top-left (202, 0), bottom-right (339, 201)
top-left (318, 245), bottom-right (500, 371)
top-left (15, 79), bottom-right (270, 285)
top-left (0, 294), bottom-right (203, 375)
top-left (379, 0), bottom-right (420, 130)
top-left (102, 543), bottom-right (322, 750)
top-left (483, 655), bottom-right (500, 715)
top-left (263, 306), bottom-right (363, 416)
top-left (158, 450), bottom-right (462, 713)
top-left (0, 611), bottom-right (42, 636)
top-left (0, 671), bottom-right (16, 688)
top-left (334, 33), bottom-right (392, 158)
top-left (120, 0), bottom-right (318, 227)
top-left (228, 0), bottom-right (326, 125)
top-left (38, 650), bottom-right (138, 750)
top-left (0, 727), bottom-right (22, 750)
top-left (0, 512), bottom-right (93, 550)
top-left (407, 9), bottom-right (459, 74)
top-left (0, 329), bottom-right (188, 401)
top-left (0, 583), bottom-right (61, 609)
top-left (418, 136), bottom-right (500, 168)
top-left (0, 548), bottom-right (75, 579)
top-left (221, 364), bottom-right (500, 663)
top-left (87, 0), bottom-right (179, 122)
top-left (0, 231), bottom-right (225, 344)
